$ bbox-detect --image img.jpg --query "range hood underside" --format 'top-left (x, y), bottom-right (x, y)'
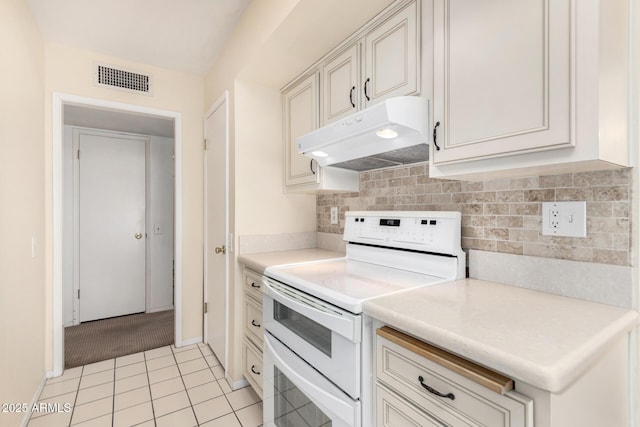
top-left (329, 143), bottom-right (429, 171)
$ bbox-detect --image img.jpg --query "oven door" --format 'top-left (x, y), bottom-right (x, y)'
top-left (263, 331), bottom-right (360, 427)
top-left (262, 276), bottom-right (361, 398)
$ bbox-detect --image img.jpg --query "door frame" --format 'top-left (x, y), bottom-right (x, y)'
top-left (203, 91), bottom-right (230, 371)
top-left (52, 92), bottom-right (184, 376)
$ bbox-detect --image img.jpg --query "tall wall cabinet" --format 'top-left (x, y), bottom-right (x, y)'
top-left (283, 0), bottom-right (421, 192)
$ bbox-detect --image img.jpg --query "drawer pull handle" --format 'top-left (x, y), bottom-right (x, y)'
top-left (250, 282), bottom-right (260, 288)
top-left (251, 365), bottom-right (261, 375)
top-left (418, 376), bottom-right (455, 400)
top-left (251, 319), bottom-right (261, 328)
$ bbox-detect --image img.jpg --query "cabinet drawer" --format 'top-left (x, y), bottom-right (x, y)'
top-left (243, 268), bottom-right (263, 301)
top-left (243, 338), bottom-right (263, 398)
top-left (243, 294), bottom-right (263, 347)
top-left (377, 383), bottom-right (445, 427)
top-left (376, 327), bottom-right (531, 427)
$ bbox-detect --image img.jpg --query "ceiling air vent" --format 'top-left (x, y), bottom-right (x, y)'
top-left (94, 63), bottom-right (153, 96)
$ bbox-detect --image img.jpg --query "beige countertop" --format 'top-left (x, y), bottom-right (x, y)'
top-left (364, 278), bottom-right (639, 393)
top-left (238, 248), bottom-right (344, 273)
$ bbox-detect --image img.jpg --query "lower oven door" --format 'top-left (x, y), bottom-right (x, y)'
top-left (263, 276), bottom-right (361, 398)
top-left (264, 332), bottom-right (360, 427)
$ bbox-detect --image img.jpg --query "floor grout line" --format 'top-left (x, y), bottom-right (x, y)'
top-left (142, 350), bottom-right (158, 427)
top-left (170, 344), bottom-right (200, 425)
top-left (30, 345), bottom-right (263, 427)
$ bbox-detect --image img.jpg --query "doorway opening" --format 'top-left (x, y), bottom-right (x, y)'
top-left (52, 93), bottom-right (184, 376)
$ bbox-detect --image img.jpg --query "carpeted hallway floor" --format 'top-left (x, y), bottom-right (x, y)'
top-left (64, 310), bottom-right (174, 368)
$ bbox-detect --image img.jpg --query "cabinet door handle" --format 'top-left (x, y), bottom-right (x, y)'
top-left (418, 376), bottom-right (455, 400)
top-left (251, 319), bottom-right (261, 328)
top-left (251, 365), bottom-right (261, 375)
top-left (364, 78), bottom-right (371, 101)
top-left (250, 282), bottom-right (260, 289)
top-left (310, 159), bottom-right (316, 175)
top-left (349, 86), bottom-right (356, 108)
top-left (433, 121), bottom-right (441, 151)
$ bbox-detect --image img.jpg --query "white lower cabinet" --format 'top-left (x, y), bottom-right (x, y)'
top-left (241, 267), bottom-right (263, 398)
top-left (377, 383), bottom-right (445, 427)
top-left (242, 337), bottom-right (263, 397)
top-left (375, 326), bottom-right (532, 427)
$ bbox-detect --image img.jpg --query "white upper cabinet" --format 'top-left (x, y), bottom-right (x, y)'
top-left (283, 0), bottom-right (422, 192)
top-left (430, 0), bottom-right (630, 179)
top-left (321, 0), bottom-right (420, 125)
top-left (283, 72), bottom-right (359, 192)
top-left (363, 0), bottom-right (420, 106)
top-left (322, 43), bottom-right (361, 125)
top-left (284, 72), bottom-right (320, 188)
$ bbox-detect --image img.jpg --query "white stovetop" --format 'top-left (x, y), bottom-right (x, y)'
top-left (265, 258), bottom-right (446, 313)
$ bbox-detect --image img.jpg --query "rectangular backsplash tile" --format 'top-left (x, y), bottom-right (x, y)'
top-left (317, 162), bottom-right (632, 266)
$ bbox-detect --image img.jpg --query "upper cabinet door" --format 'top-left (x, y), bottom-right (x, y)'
top-left (363, 0), bottom-right (419, 106)
top-left (323, 43), bottom-right (360, 125)
top-left (432, 0), bottom-right (572, 164)
top-left (283, 72), bottom-right (320, 188)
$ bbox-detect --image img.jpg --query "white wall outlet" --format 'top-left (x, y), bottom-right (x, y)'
top-left (542, 201), bottom-right (586, 237)
top-left (330, 206), bottom-right (339, 225)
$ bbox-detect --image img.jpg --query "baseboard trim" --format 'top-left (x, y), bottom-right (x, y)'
top-left (21, 373), bottom-right (48, 427)
top-left (227, 376), bottom-right (249, 391)
top-left (146, 306), bottom-right (174, 314)
top-left (178, 336), bottom-right (202, 347)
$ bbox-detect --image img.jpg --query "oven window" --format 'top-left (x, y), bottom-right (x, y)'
top-left (273, 300), bottom-right (332, 357)
top-left (274, 366), bottom-right (332, 427)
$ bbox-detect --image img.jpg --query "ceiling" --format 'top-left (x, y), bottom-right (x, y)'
top-left (27, 0), bottom-right (252, 75)
top-left (64, 105), bottom-right (175, 137)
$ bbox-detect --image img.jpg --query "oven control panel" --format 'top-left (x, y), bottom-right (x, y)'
top-left (344, 211), bottom-right (462, 255)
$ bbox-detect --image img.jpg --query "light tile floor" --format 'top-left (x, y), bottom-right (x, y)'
top-left (28, 343), bottom-right (263, 427)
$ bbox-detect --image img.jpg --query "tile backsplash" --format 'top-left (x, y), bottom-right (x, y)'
top-left (317, 163), bottom-right (632, 266)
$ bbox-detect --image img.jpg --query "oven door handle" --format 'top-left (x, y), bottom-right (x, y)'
top-left (264, 332), bottom-right (359, 426)
top-left (263, 277), bottom-right (361, 342)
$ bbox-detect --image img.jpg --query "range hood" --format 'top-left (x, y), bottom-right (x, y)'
top-left (297, 96), bottom-right (428, 172)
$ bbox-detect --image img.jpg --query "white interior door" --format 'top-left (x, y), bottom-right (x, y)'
top-left (78, 130), bottom-right (147, 322)
top-left (204, 94), bottom-right (229, 369)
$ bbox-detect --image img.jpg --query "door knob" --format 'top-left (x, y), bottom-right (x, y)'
top-left (215, 245), bottom-right (226, 255)
top-left (135, 233), bottom-right (143, 239)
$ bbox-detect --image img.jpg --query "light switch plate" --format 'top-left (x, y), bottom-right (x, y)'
top-left (542, 201), bottom-right (586, 237)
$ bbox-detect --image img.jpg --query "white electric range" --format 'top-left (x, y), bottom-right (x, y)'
top-left (262, 211), bottom-right (465, 427)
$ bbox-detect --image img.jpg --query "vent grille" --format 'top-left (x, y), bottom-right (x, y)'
top-left (94, 64), bottom-right (152, 95)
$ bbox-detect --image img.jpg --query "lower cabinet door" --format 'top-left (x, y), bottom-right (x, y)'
top-left (243, 338), bottom-right (263, 398)
top-left (243, 294), bottom-right (263, 346)
top-left (377, 383), bottom-right (445, 427)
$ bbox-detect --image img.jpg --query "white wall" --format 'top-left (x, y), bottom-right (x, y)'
top-left (147, 136), bottom-right (175, 312)
top-left (203, 0), bottom-right (396, 385)
top-left (62, 126), bottom-right (175, 325)
top-left (0, 1), bottom-right (46, 426)
top-left (44, 43), bottom-right (204, 371)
